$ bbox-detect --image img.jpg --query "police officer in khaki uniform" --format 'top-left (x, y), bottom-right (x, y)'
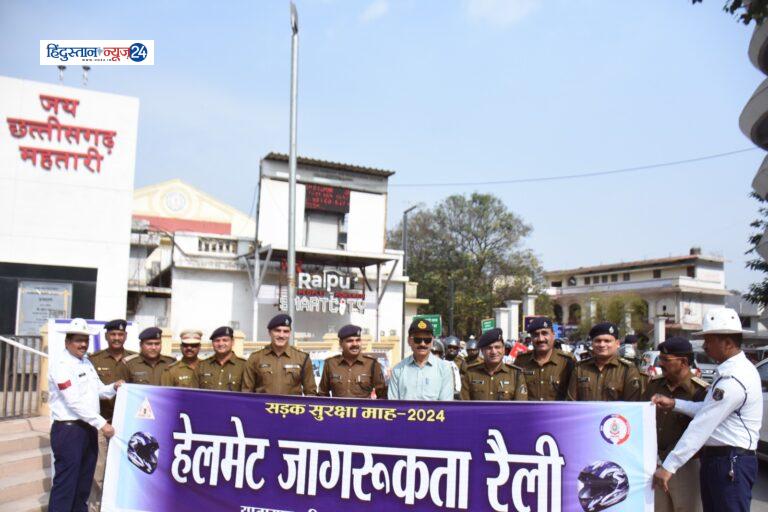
top-left (567, 322), bottom-right (643, 401)
top-left (460, 328), bottom-right (528, 401)
top-left (643, 337), bottom-right (708, 512)
top-left (123, 327), bottom-right (175, 385)
top-left (195, 326), bottom-right (246, 391)
top-left (515, 317), bottom-right (575, 401)
top-left (88, 319), bottom-right (132, 512)
top-left (319, 324), bottom-right (387, 398)
top-left (161, 329), bottom-right (203, 388)
top-left (243, 314), bottom-right (317, 395)
top-left (465, 339), bottom-right (481, 365)
top-left (444, 336), bottom-right (467, 374)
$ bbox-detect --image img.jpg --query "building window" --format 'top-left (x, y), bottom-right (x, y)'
top-left (623, 272), bottom-right (630, 281)
top-left (741, 317), bottom-right (751, 329)
top-left (551, 281), bottom-right (562, 288)
top-left (610, 274), bottom-right (618, 282)
top-left (198, 237), bottom-right (236, 254)
top-left (601, 275), bottom-right (608, 284)
top-left (305, 211), bottom-right (347, 250)
top-left (584, 277), bottom-right (591, 285)
top-left (653, 269), bottom-right (662, 279)
top-left (687, 266), bottom-right (695, 278)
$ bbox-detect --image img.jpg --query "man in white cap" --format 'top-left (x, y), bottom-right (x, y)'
top-left (652, 307), bottom-right (763, 512)
top-left (48, 318), bottom-right (124, 512)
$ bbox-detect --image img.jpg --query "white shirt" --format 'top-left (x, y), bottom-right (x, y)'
top-left (49, 349), bottom-right (116, 429)
top-left (662, 351), bottom-right (763, 474)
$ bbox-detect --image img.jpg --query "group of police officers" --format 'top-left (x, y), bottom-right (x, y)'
top-left (48, 306), bottom-right (762, 512)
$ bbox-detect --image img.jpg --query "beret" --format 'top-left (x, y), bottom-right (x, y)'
top-left (624, 334), bottom-right (638, 345)
top-left (444, 336), bottom-right (460, 348)
top-left (526, 317), bottom-right (552, 334)
top-left (104, 319), bottom-right (127, 332)
top-left (338, 324), bottom-right (362, 340)
top-left (138, 327), bottom-right (162, 341)
top-left (408, 318), bottom-right (434, 335)
top-left (478, 328), bottom-right (504, 349)
top-left (589, 322), bottom-right (619, 339)
top-left (267, 314), bottom-right (292, 330)
top-left (659, 336), bottom-right (693, 355)
top-left (210, 326), bottom-right (234, 340)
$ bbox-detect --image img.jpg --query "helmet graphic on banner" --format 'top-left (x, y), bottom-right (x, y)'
top-left (127, 431), bottom-right (160, 474)
top-left (577, 460), bottom-right (629, 512)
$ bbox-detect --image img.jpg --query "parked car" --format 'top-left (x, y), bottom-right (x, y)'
top-left (693, 350), bottom-right (718, 383)
top-left (756, 358), bottom-right (768, 462)
top-left (743, 345), bottom-right (768, 364)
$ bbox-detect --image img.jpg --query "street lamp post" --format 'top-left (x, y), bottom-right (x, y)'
top-left (287, 2), bottom-right (299, 346)
top-left (402, 205), bottom-right (418, 275)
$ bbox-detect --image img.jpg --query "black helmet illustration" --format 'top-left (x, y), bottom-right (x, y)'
top-left (127, 431), bottom-right (159, 474)
top-left (577, 460), bottom-right (629, 512)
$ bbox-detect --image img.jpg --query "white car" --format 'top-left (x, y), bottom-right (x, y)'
top-left (757, 359), bottom-right (768, 462)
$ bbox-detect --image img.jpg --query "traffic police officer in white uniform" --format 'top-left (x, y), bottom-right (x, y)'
top-left (652, 308), bottom-right (763, 512)
top-left (48, 319), bottom-right (124, 512)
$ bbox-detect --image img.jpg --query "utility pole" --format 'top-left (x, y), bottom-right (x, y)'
top-left (402, 205), bottom-right (418, 275)
top-left (287, 2), bottom-right (299, 345)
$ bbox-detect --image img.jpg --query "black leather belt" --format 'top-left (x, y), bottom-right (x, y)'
top-left (701, 446), bottom-right (756, 457)
top-left (53, 419), bottom-right (93, 428)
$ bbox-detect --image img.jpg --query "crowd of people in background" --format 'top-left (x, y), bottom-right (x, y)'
top-left (46, 306), bottom-right (762, 512)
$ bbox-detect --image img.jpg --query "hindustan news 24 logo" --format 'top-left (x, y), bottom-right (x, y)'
top-left (599, 414), bottom-right (630, 445)
top-left (40, 40), bottom-right (155, 66)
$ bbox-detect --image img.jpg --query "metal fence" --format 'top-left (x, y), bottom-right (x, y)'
top-left (0, 335), bottom-right (43, 419)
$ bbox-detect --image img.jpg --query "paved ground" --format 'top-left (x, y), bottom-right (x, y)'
top-left (752, 459), bottom-right (768, 511)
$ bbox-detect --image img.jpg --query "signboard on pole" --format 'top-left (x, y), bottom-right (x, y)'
top-left (104, 385), bottom-right (656, 511)
top-left (413, 314), bottom-right (442, 337)
top-left (480, 318), bottom-right (496, 333)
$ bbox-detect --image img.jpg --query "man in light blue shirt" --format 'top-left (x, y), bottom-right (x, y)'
top-left (388, 318), bottom-right (454, 401)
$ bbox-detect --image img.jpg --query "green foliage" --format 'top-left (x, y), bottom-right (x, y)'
top-left (571, 294), bottom-right (648, 340)
top-left (745, 192), bottom-right (768, 306)
top-left (692, 0), bottom-right (768, 24)
top-left (388, 193), bottom-right (542, 339)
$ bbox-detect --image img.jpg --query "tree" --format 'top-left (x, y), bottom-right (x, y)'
top-left (745, 192), bottom-right (768, 305)
top-left (692, 0), bottom-right (768, 24)
top-left (388, 193), bottom-right (542, 339)
top-left (572, 294), bottom-right (649, 341)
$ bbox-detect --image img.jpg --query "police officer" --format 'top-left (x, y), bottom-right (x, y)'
top-left (643, 336), bottom-right (708, 512)
top-left (431, 339), bottom-right (445, 359)
top-left (123, 327), bottom-right (175, 385)
top-left (566, 322), bottom-right (643, 401)
top-left (465, 339), bottom-right (481, 364)
top-left (48, 319), bottom-right (123, 512)
top-left (161, 329), bottom-right (203, 388)
top-left (319, 324), bottom-right (387, 398)
top-left (444, 336), bottom-right (467, 374)
top-left (195, 326), bottom-right (246, 391)
top-left (653, 308), bottom-right (763, 511)
top-left (243, 314), bottom-right (317, 395)
top-left (515, 317), bottom-right (575, 401)
top-left (460, 328), bottom-right (528, 401)
top-left (87, 319), bottom-right (132, 511)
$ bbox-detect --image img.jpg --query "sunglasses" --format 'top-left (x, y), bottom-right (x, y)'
top-left (413, 337), bottom-right (432, 345)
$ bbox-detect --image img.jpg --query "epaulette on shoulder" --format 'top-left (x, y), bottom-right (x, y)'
top-left (692, 376), bottom-right (710, 388)
top-left (162, 355), bottom-right (176, 363)
top-left (558, 349), bottom-right (576, 359)
top-left (618, 357), bottom-right (635, 366)
top-left (577, 357), bottom-right (593, 365)
top-left (509, 363), bottom-right (525, 372)
top-left (123, 354), bottom-right (140, 363)
top-left (234, 354), bottom-right (247, 361)
top-left (165, 360), bottom-right (180, 369)
top-left (467, 360), bottom-right (485, 370)
top-left (515, 352), bottom-right (532, 362)
top-left (362, 354), bottom-right (377, 361)
top-left (91, 348), bottom-right (106, 357)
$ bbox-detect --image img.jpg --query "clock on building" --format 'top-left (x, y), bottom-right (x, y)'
top-left (163, 190), bottom-right (188, 213)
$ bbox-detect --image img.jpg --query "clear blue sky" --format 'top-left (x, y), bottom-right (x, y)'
top-left (1, 0), bottom-right (764, 291)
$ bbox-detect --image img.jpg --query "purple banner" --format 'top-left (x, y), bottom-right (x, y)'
top-left (103, 384), bottom-right (655, 512)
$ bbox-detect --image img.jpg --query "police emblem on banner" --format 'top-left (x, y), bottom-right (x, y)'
top-left (599, 414), bottom-right (630, 445)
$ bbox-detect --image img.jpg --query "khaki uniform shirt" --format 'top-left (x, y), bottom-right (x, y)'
top-left (643, 374), bottom-right (708, 459)
top-left (89, 349), bottom-right (133, 421)
top-left (243, 345), bottom-right (317, 396)
top-left (460, 362), bottom-right (528, 401)
top-left (567, 355), bottom-right (644, 401)
top-left (449, 355), bottom-right (468, 375)
top-left (161, 358), bottom-right (199, 388)
top-left (123, 354), bottom-right (176, 386)
top-left (318, 354), bottom-right (387, 398)
top-left (195, 354), bottom-right (246, 391)
top-left (515, 349), bottom-right (575, 401)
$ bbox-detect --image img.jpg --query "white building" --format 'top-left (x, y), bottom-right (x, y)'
top-left (544, 248), bottom-right (728, 339)
top-left (0, 75), bottom-right (139, 334)
top-left (129, 154), bottom-right (416, 363)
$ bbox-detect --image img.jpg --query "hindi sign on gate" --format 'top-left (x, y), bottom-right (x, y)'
top-left (103, 385), bottom-right (656, 511)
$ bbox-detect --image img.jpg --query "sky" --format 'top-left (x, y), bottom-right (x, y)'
top-left (1, 0), bottom-right (765, 292)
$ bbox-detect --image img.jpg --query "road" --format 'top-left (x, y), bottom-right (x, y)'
top-left (753, 459), bottom-right (768, 511)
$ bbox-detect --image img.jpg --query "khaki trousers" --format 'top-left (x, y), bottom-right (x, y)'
top-left (655, 458), bottom-right (702, 512)
top-left (87, 429), bottom-right (108, 512)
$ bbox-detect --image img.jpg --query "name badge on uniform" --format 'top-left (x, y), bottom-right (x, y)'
top-left (471, 379), bottom-right (485, 385)
top-left (331, 374), bottom-right (341, 381)
top-left (178, 375), bottom-right (189, 381)
top-left (259, 363), bottom-right (270, 368)
top-left (356, 374), bottom-right (368, 383)
top-left (202, 372), bottom-right (212, 377)
top-left (578, 376), bottom-right (590, 383)
top-left (134, 371), bottom-right (147, 376)
top-left (97, 367), bottom-right (110, 372)
top-left (500, 380), bottom-right (510, 386)
top-left (284, 364), bottom-right (300, 369)
top-left (523, 369), bottom-right (535, 375)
